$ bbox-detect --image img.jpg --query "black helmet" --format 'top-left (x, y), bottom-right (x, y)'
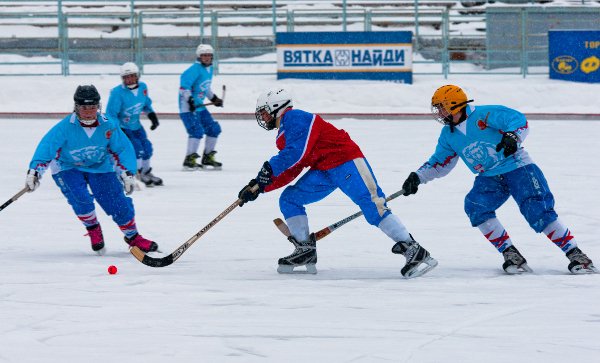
top-left (74, 85), bottom-right (101, 106)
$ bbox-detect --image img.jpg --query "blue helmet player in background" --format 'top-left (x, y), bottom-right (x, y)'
top-left (26, 85), bottom-right (159, 255)
top-left (178, 44), bottom-right (224, 171)
top-left (401, 85), bottom-right (596, 275)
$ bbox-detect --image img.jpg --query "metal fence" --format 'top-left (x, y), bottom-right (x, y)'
top-left (0, 0), bottom-right (598, 77)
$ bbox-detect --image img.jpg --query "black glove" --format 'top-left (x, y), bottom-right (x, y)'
top-left (237, 162), bottom-right (274, 207)
top-left (402, 172), bottom-right (421, 196)
top-left (496, 131), bottom-right (519, 157)
top-left (210, 94), bottom-right (223, 107)
top-left (188, 97), bottom-right (196, 112)
top-left (256, 161), bottom-right (273, 192)
top-left (238, 179), bottom-right (259, 207)
top-left (147, 112), bottom-right (159, 131)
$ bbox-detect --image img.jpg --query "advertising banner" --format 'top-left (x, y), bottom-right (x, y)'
top-left (549, 30), bottom-right (600, 83)
top-left (276, 31), bottom-right (413, 83)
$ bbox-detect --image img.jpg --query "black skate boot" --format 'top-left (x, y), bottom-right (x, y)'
top-left (566, 248), bottom-right (598, 274)
top-left (142, 167), bottom-right (163, 186)
top-left (392, 234), bottom-right (438, 278)
top-left (501, 245), bottom-right (533, 274)
top-left (201, 151), bottom-right (222, 170)
top-left (277, 233), bottom-right (317, 274)
top-left (183, 153), bottom-right (202, 171)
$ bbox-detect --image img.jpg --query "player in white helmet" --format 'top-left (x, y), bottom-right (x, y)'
top-left (106, 62), bottom-right (163, 187)
top-left (237, 88), bottom-right (438, 278)
top-left (178, 43), bottom-right (224, 170)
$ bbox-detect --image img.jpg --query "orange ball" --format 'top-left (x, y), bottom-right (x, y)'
top-left (108, 265), bottom-right (118, 275)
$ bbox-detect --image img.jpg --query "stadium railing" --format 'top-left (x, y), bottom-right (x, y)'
top-left (0, 0), bottom-right (598, 77)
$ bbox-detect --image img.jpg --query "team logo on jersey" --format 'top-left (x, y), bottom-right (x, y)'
top-left (477, 112), bottom-right (490, 130)
top-left (70, 146), bottom-right (106, 164)
top-left (462, 141), bottom-right (500, 173)
top-left (143, 89), bottom-right (148, 96)
top-left (125, 103), bottom-right (144, 118)
top-left (105, 130), bottom-right (112, 139)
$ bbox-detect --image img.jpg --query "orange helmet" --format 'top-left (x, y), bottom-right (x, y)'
top-left (431, 85), bottom-right (473, 125)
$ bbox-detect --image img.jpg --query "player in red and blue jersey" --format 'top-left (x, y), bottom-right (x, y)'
top-left (237, 89), bottom-right (437, 278)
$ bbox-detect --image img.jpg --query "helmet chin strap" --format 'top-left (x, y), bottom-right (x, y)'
top-left (448, 109), bottom-right (467, 133)
top-left (78, 116), bottom-right (97, 126)
top-left (271, 101), bottom-right (290, 119)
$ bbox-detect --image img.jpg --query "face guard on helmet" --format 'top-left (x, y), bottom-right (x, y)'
top-left (431, 85), bottom-right (473, 125)
top-left (74, 85), bottom-right (101, 126)
top-left (120, 62), bottom-right (140, 90)
top-left (196, 44), bottom-right (214, 66)
top-left (255, 89), bottom-right (293, 130)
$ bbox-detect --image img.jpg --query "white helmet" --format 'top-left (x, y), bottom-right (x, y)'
top-left (196, 44), bottom-right (214, 57)
top-left (120, 62), bottom-right (139, 89)
top-left (255, 88), bottom-right (293, 130)
top-left (120, 62), bottom-right (139, 77)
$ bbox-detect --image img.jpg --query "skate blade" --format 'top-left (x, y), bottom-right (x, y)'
top-left (277, 263), bottom-right (317, 274)
top-left (570, 265), bottom-right (598, 274)
top-left (202, 165), bottom-right (222, 171)
top-left (95, 247), bottom-right (107, 256)
top-left (403, 257), bottom-right (438, 279)
top-left (504, 263), bottom-right (534, 275)
top-left (182, 166), bottom-right (202, 172)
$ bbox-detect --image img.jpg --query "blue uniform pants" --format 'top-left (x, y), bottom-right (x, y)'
top-left (279, 158), bottom-right (390, 226)
top-left (122, 127), bottom-right (153, 160)
top-left (179, 109), bottom-right (221, 139)
top-left (52, 169), bottom-right (135, 226)
top-left (464, 163), bottom-right (558, 232)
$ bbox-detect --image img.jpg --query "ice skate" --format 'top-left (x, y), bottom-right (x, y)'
top-left (182, 153), bottom-right (203, 171)
top-left (391, 235), bottom-right (438, 278)
top-left (201, 151), bottom-right (222, 170)
top-left (124, 233), bottom-right (159, 253)
top-left (138, 168), bottom-right (154, 187)
top-left (85, 224), bottom-right (106, 255)
top-left (141, 167), bottom-right (163, 186)
top-left (277, 234), bottom-right (317, 274)
top-left (501, 245), bottom-right (533, 274)
top-left (566, 248), bottom-right (598, 274)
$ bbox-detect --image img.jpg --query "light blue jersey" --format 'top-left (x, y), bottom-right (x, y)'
top-left (29, 113), bottom-right (137, 176)
top-left (417, 104), bottom-right (533, 183)
top-left (178, 61), bottom-right (215, 113)
top-left (106, 82), bottom-right (154, 130)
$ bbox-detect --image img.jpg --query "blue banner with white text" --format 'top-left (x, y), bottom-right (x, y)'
top-left (276, 31), bottom-right (413, 83)
top-left (549, 30), bottom-right (600, 83)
